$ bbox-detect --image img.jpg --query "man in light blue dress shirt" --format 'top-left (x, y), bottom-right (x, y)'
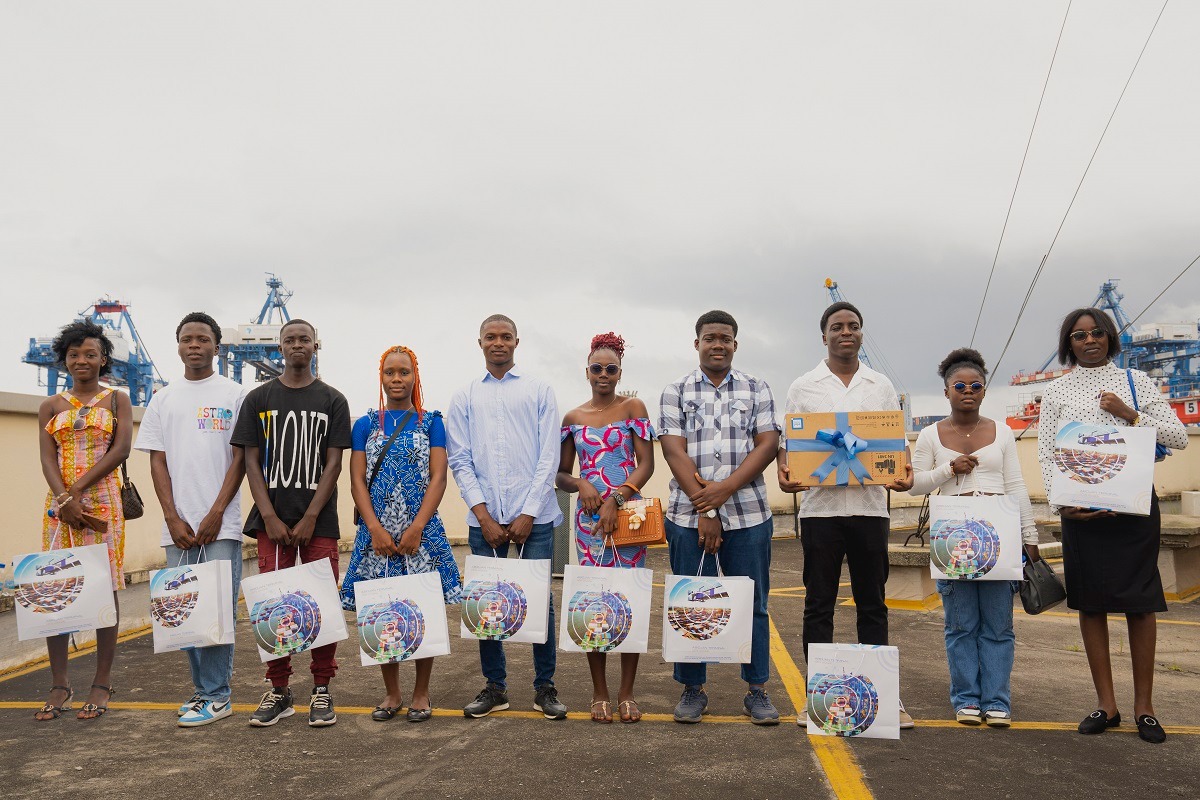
top-left (446, 314), bottom-right (568, 720)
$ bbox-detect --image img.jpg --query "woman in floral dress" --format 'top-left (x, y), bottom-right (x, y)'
top-left (556, 332), bottom-right (656, 723)
top-left (341, 346), bottom-right (461, 723)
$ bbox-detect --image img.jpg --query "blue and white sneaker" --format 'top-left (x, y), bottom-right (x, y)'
top-left (177, 692), bottom-right (202, 717)
top-left (178, 698), bottom-right (233, 728)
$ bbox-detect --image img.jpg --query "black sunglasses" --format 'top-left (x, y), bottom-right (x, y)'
top-left (588, 363), bottom-right (620, 376)
top-left (952, 381), bottom-right (985, 393)
top-left (1069, 328), bottom-right (1108, 342)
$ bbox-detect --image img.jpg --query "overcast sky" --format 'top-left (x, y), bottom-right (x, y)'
top-left (3, 2), bottom-right (1198, 423)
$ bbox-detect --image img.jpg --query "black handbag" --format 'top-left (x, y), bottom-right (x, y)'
top-left (110, 391), bottom-right (144, 520)
top-left (1020, 557), bottom-right (1066, 615)
top-left (353, 410), bottom-right (413, 526)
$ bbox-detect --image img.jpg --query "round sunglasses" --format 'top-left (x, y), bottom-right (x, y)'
top-left (588, 363), bottom-right (620, 376)
top-left (951, 381), bottom-right (985, 393)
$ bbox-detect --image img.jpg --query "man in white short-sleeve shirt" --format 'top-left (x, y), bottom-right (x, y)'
top-left (135, 312), bottom-right (247, 727)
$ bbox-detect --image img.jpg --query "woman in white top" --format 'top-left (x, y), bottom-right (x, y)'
top-left (1037, 308), bottom-right (1187, 744)
top-left (910, 348), bottom-right (1040, 728)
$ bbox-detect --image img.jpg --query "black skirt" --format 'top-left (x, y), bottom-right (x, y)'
top-left (1061, 492), bottom-right (1167, 613)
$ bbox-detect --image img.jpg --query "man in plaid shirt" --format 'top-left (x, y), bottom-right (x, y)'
top-left (658, 310), bottom-right (782, 725)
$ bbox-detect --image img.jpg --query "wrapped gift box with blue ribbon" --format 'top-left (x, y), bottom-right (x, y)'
top-left (785, 411), bottom-right (907, 487)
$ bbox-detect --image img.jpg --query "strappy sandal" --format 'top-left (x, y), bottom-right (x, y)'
top-left (618, 699), bottom-right (642, 724)
top-left (34, 686), bottom-right (73, 721)
top-left (590, 700), bottom-right (613, 723)
top-left (77, 684), bottom-right (115, 720)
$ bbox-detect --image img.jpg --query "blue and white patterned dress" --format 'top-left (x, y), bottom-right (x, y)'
top-left (340, 409), bottom-right (462, 610)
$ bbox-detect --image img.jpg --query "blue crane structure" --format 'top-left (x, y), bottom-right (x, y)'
top-left (22, 299), bottom-right (166, 406)
top-left (1011, 279), bottom-right (1200, 400)
top-left (218, 274), bottom-right (317, 383)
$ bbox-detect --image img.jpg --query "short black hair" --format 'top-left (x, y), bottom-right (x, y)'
top-left (479, 314), bottom-right (518, 336)
top-left (52, 319), bottom-right (113, 376)
top-left (695, 310), bottom-right (738, 337)
top-left (937, 347), bottom-right (987, 383)
top-left (820, 301), bottom-right (863, 333)
top-left (279, 318), bottom-right (316, 338)
top-left (1057, 307), bottom-right (1121, 366)
top-left (176, 311), bottom-right (221, 345)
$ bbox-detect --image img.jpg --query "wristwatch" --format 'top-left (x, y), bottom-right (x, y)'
top-left (704, 509), bottom-right (718, 519)
top-left (613, 492), bottom-right (626, 509)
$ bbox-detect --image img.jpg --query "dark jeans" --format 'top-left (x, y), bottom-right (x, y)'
top-left (800, 515), bottom-right (889, 663)
top-left (468, 523), bottom-right (557, 690)
top-left (665, 517), bottom-right (773, 686)
top-left (254, 534), bottom-right (340, 687)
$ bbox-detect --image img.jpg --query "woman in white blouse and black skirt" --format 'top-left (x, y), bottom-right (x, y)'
top-left (1037, 308), bottom-right (1188, 744)
top-left (910, 348), bottom-right (1040, 728)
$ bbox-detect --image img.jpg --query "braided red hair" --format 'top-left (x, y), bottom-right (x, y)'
top-left (589, 332), bottom-right (625, 360)
top-left (377, 345), bottom-right (424, 425)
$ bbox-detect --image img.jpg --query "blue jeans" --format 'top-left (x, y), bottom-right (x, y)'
top-left (468, 523), bottom-right (556, 690)
top-left (937, 579), bottom-right (1018, 713)
top-left (163, 539), bottom-right (244, 703)
top-left (665, 517), bottom-right (773, 686)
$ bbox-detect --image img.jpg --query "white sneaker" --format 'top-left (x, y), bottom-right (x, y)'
top-left (178, 698), bottom-right (233, 727)
top-left (898, 699), bottom-right (915, 729)
top-left (177, 692), bottom-right (202, 717)
top-left (796, 705), bottom-right (808, 727)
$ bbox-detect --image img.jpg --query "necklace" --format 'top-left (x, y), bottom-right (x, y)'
top-left (585, 395), bottom-right (618, 413)
top-left (948, 417), bottom-right (982, 438)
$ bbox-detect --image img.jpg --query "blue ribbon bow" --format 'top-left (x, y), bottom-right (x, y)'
top-left (785, 412), bottom-right (906, 486)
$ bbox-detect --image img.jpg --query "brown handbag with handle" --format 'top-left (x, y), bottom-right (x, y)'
top-left (610, 497), bottom-right (665, 546)
top-left (110, 391), bottom-right (144, 520)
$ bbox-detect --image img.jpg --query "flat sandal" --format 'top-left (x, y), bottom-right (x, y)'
top-left (618, 699), bottom-right (642, 724)
top-left (77, 684), bottom-right (115, 720)
top-left (590, 700), bottom-right (613, 723)
top-left (34, 685), bottom-right (73, 721)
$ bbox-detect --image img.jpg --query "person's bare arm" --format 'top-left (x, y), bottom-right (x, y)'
top-left (195, 447), bottom-right (246, 545)
top-left (242, 445), bottom-right (291, 543)
top-left (149, 450), bottom-right (196, 549)
top-left (290, 447), bottom-right (344, 546)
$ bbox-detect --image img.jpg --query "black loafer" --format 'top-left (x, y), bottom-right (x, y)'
top-left (371, 705), bottom-right (401, 722)
top-left (1136, 714), bottom-right (1166, 744)
top-left (407, 707), bottom-right (433, 723)
top-left (1078, 709), bottom-right (1120, 735)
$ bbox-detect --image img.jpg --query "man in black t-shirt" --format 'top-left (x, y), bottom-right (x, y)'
top-left (230, 319), bottom-right (352, 728)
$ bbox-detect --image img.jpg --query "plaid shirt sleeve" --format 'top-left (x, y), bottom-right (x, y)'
top-left (658, 380), bottom-right (685, 438)
top-left (749, 379), bottom-right (781, 436)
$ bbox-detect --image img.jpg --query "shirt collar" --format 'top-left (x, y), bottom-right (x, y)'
top-left (691, 367), bottom-right (737, 389)
top-left (814, 359), bottom-right (877, 386)
top-left (481, 364), bottom-right (522, 383)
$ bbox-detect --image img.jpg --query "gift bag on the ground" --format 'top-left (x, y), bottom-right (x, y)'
top-left (806, 643), bottom-right (900, 740)
top-left (149, 552), bottom-right (236, 653)
top-left (459, 550), bottom-right (551, 645)
top-left (14, 543), bottom-right (117, 641)
top-left (559, 563), bottom-right (653, 654)
top-left (928, 494), bottom-right (1022, 581)
top-left (241, 552), bottom-right (348, 663)
top-left (661, 555), bottom-right (753, 664)
top-left (355, 572), bottom-right (451, 666)
top-left (1048, 421), bottom-right (1156, 515)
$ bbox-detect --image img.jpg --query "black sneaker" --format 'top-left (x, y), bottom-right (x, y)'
top-left (248, 688), bottom-right (294, 727)
top-left (308, 686), bottom-right (336, 727)
top-left (533, 684), bottom-right (568, 720)
top-left (463, 683), bottom-right (509, 718)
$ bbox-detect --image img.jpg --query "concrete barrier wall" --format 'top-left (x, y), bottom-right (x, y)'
top-left (5, 389), bottom-right (1200, 576)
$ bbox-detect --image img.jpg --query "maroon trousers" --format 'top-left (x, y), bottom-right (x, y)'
top-left (255, 533), bottom-right (340, 687)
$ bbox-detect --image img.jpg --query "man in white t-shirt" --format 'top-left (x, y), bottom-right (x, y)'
top-left (135, 312), bottom-right (247, 727)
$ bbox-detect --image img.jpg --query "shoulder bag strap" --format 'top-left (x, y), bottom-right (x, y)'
top-left (367, 410), bottom-right (414, 492)
top-left (1126, 369), bottom-right (1140, 412)
top-left (110, 390), bottom-right (131, 486)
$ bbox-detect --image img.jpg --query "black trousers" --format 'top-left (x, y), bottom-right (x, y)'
top-left (800, 515), bottom-right (890, 662)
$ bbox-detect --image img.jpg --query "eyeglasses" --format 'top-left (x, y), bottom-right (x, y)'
top-left (952, 382), bottom-right (985, 393)
top-left (1069, 328), bottom-right (1107, 342)
top-left (73, 409), bottom-right (90, 431)
top-left (588, 364), bottom-right (620, 376)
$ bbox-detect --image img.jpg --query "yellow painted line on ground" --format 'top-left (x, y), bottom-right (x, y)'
top-left (0, 625), bottom-right (153, 682)
top-left (768, 616), bottom-right (874, 800)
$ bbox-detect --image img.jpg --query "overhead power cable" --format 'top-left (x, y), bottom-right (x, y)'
top-left (969, 0), bottom-right (1073, 348)
top-left (987, 0), bottom-right (1170, 384)
top-left (1120, 252), bottom-right (1200, 335)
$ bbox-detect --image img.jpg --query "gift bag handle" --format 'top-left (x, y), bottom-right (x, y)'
top-left (694, 550), bottom-right (724, 578)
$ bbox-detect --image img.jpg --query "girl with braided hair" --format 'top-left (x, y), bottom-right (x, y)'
top-left (556, 332), bottom-right (656, 723)
top-left (340, 345), bottom-right (461, 723)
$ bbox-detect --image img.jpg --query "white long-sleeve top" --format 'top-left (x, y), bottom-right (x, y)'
top-left (1036, 363), bottom-right (1188, 513)
top-left (909, 422), bottom-right (1039, 545)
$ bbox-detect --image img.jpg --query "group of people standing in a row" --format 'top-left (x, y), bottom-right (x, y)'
top-left (34, 301), bottom-right (1184, 744)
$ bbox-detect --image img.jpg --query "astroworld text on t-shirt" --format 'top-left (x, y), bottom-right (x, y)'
top-left (197, 406), bottom-right (235, 431)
